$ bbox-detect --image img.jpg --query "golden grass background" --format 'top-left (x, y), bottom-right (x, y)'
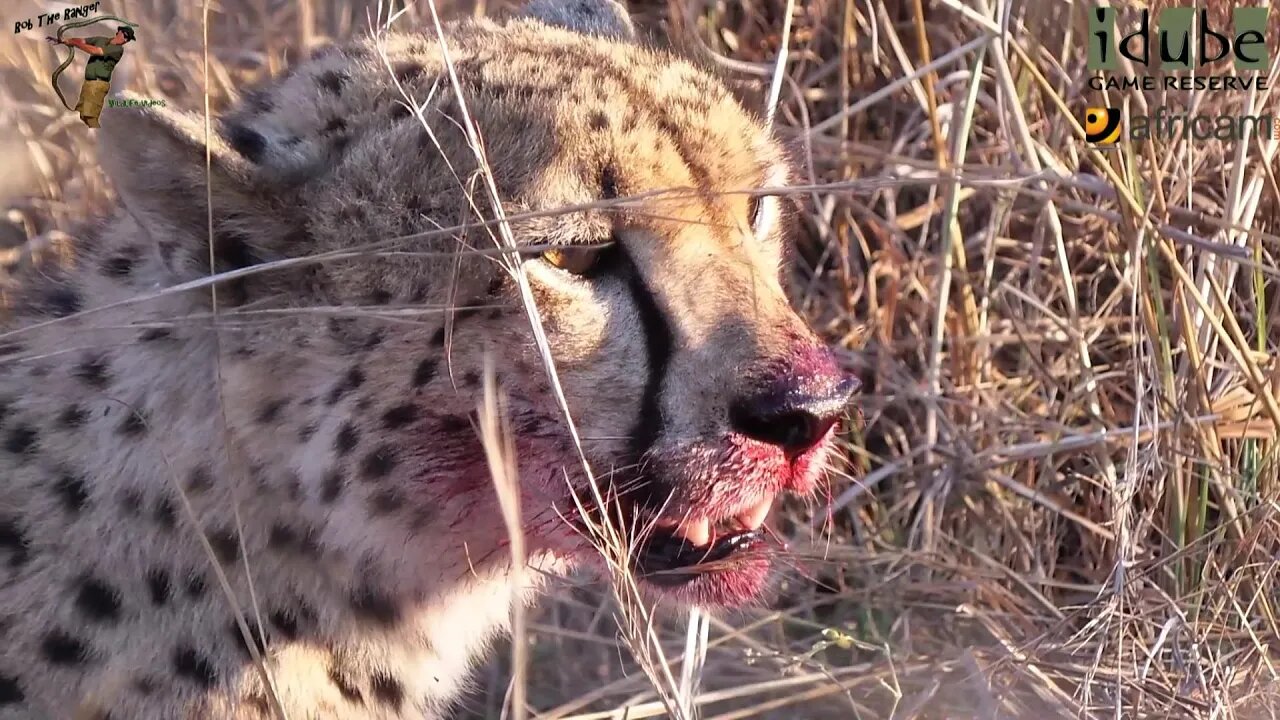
top-left (3, 0), bottom-right (1280, 717)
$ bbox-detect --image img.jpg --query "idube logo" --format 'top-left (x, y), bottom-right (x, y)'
top-left (1088, 6), bottom-right (1268, 73)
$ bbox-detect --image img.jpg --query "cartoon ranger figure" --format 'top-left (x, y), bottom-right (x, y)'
top-left (45, 25), bottom-right (136, 128)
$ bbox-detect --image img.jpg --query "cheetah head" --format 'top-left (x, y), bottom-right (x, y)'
top-left (96, 0), bottom-right (857, 610)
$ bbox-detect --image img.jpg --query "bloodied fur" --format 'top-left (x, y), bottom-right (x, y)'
top-left (0, 1), bottom-right (856, 717)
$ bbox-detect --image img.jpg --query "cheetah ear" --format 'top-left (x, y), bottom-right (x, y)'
top-left (517, 0), bottom-right (636, 40)
top-left (96, 101), bottom-right (295, 259)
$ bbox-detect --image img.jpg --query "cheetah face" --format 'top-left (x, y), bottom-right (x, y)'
top-left (503, 73), bottom-right (860, 607)
top-left (98, 2), bottom-right (856, 610)
top-left (489, 36), bottom-right (857, 609)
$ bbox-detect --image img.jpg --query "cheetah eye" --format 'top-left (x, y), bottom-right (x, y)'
top-left (542, 244), bottom-right (610, 276)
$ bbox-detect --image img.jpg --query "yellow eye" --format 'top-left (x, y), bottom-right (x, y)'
top-left (542, 245), bottom-right (609, 275)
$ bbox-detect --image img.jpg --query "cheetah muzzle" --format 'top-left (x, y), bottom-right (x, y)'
top-left (0, 0), bottom-right (857, 717)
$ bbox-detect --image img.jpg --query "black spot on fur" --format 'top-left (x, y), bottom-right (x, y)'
top-left (117, 489), bottom-right (143, 517)
top-left (360, 445), bottom-right (398, 480)
top-left (408, 506), bottom-right (437, 534)
top-left (587, 110), bottom-right (610, 131)
top-left (600, 163), bottom-right (619, 199)
top-left (101, 247), bottom-right (141, 278)
top-left (368, 288), bottom-right (392, 305)
top-left (208, 528), bottom-right (240, 564)
top-left (429, 327), bottom-right (446, 347)
top-left (46, 287), bottom-right (81, 317)
top-left (390, 102), bottom-right (412, 120)
top-left (158, 241), bottom-right (178, 267)
top-left (186, 465), bottom-right (212, 494)
top-left (0, 673), bottom-right (24, 704)
top-left (266, 522), bottom-right (321, 557)
top-left (269, 609), bottom-right (301, 640)
top-left (317, 70), bottom-right (347, 94)
top-left (118, 410), bottom-right (147, 436)
top-left (74, 575), bottom-right (123, 623)
top-left (147, 568), bottom-right (171, 606)
top-left (298, 423), bottom-right (318, 442)
top-left (381, 404), bottom-right (419, 429)
top-left (225, 123), bottom-right (267, 163)
top-left (296, 530), bottom-right (322, 557)
top-left (392, 61), bottom-right (425, 83)
top-left (41, 630), bottom-right (89, 665)
top-left (152, 495), bottom-right (177, 531)
top-left (351, 586), bottom-right (399, 626)
top-left (132, 676), bottom-right (159, 695)
top-left (256, 399), bottom-right (286, 425)
top-left (229, 620), bottom-right (265, 660)
top-left (327, 366), bottom-right (366, 405)
top-left (411, 357), bottom-right (438, 387)
top-left (285, 472), bottom-right (304, 500)
top-left (367, 489), bottom-right (403, 515)
top-left (334, 423), bottom-right (359, 456)
top-left (323, 117), bottom-right (348, 134)
top-left (438, 414), bottom-right (472, 434)
top-left (75, 355), bottom-right (110, 389)
top-left (172, 645), bottom-right (218, 688)
top-left (242, 89), bottom-right (274, 113)
top-left (214, 229), bottom-right (262, 272)
top-left (0, 520), bottom-right (22, 567)
top-left (58, 405), bottom-right (88, 428)
top-left (454, 303), bottom-right (487, 321)
top-left (53, 474), bottom-right (89, 513)
top-left (321, 469), bottom-right (344, 503)
top-left (138, 327), bottom-right (172, 342)
top-left (417, 128), bottom-right (438, 152)
top-left (185, 572), bottom-right (207, 598)
top-left (4, 424), bottom-right (36, 457)
top-left (328, 666), bottom-right (364, 704)
top-left (370, 673), bottom-right (405, 710)
top-left (267, 524), bottom-right (296, 551)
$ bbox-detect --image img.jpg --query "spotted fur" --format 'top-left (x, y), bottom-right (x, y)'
top-left (0, 1), bottom-right (853, 717)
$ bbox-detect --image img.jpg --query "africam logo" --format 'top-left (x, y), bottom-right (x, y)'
top-left (1083, 107), bottom-right (1122, 144)
top-left (1082, 106), bottom-right (1279, 148)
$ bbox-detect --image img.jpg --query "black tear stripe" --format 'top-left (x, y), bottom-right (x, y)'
top-left (618, 248), bottom-right (674, 511)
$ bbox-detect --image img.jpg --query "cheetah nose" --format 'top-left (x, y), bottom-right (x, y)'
top-left (729, 375), bottom-right (858, 458)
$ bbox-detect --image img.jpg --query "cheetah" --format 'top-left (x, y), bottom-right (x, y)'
top-left (0, 0), bottom-right (858, 717)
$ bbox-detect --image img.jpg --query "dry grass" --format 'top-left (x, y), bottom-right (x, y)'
top-left (4, 0), bottom-right (1280, 717)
